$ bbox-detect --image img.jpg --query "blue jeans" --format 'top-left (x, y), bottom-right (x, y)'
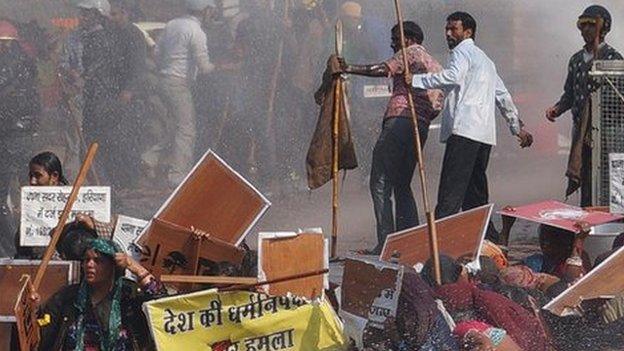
top-left (370, 117), bottom-right (429, 250)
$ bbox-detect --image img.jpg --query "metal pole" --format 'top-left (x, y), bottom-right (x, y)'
top-left (392, 0), bottom-right (441, 285)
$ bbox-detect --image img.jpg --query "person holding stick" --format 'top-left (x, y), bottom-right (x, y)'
top-left (407, 12), bottom-right (533, 227)
top-left (338, 21), bottom-right (444, 254)
top-left (34, 238), bottom-right (166, 350)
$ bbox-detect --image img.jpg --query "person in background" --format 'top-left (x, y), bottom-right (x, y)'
top-left (109, 0), bottom-right (149, 189)
top-left (407, 12), bottom-right (533, 243)
top-left (339, 21), bottom-right (444, 254)
top-left (545, 5), bottom-right (622, 206)
top-left (74, 0), bottom-right (129, 190)
top-left (37, 239), bottom-right (166, 350)
top-left (0, 20), bottom-right (41, 254)
top-left (155, 0), bottom-right (217, 187)
top-left (524, 224), bottom-right (591, 281)
top-left (13, 152), bottom-right (67, 259)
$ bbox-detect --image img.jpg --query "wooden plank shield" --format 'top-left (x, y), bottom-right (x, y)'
top-left (544, 244), bottom-right (624, 316)
top-left (0, 259), bottom-right (77, 321)
top-left (258, 232), bottom-right (327, 299)
top-left (14, 276), bottom-right (39, 351)
top-left (136, 150), bottom-right (270, 277)
top-left (380, 204), bottom-right (493, 267)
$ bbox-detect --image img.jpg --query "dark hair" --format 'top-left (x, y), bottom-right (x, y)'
top-left (56, 222), bottom-right (98, 260)
top-left (391, 21), bottom-right (424, 44)
top-left (538, 224), bottom-right (575, 256)
top-left (421, 254), bottom-right (463, 287)
top-left (447, 11), bottom-right (477, 39)
top-left (29, 151), bottom-right (68, 185)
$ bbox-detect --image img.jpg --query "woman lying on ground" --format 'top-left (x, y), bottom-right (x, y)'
top-left (36, 238), bottom-right (167, 350)
top-left (421, 255), bottom-right (551, 351)
top-left (14, 151), bottom-right (69, 259)
top-left (357, 269), bottom-right (458, 351)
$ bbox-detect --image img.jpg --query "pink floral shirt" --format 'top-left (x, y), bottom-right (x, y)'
top-left (384, 44), bottom-right (444, 123)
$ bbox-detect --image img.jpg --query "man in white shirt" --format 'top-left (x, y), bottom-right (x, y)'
top-left (156, 0), bottom-right (216, 187)
top-left (408, 12), bottom-right (533, 224)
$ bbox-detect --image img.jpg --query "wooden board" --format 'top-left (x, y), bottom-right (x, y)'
top-left (544, 244), bottom-right (624, 316)
top-left (380, 204), bottom-right (493, 266)
top-left (0, 260), bottom-right (76, 321)
top-left (258, 232), bottom-right (327, 299)
top-left (137, 219), bottom-right (245, 278)
top-left (498, 200), bottom-right (623, 233)
top-left (14, 276), bottom-right (39, 351)
top-left (138, 150), bottom-right (270, 247)
top-left (340, 257), bottom-right (401, 319)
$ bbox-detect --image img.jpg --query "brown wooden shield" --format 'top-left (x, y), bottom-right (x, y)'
top-left (136, 150), bottom-right (269, 277)
top-left (380, 204), bottom-right (493, 267)
top-left (544, 245), bottom-right (624, 316)
top-left (0, 260), bottom-right (77, 320)
top-left (258, 232), bottom-right (327, 299)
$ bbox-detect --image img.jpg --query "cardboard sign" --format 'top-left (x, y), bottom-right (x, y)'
top-left (14, 276), bottom-right (39, 351)
top-left (143, 290), bottom-right (346, 351)
top-left (136, 150), bottom-right (269, 277)
top-left (610, 153), bottom-right (624, 214)
top-left (20, 186), bottom-right (111, 246)
top-left (498, 200), bottom-right (623, 233)
top-left (340, 258), bottom-right (403, 349)
top-left (0, 259), bottom-right (78, 322)
top-left (113, 215), bottom-right (148, 260)
top-left (258, 231), bottom-right (328, 300)
top-left (544, 244), bottom-right (624, 317)
top-left (380, 204), bottom-right (493, 268)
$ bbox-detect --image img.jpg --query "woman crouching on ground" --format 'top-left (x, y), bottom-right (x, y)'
top-left (36, 239), bottom-right (166, 350)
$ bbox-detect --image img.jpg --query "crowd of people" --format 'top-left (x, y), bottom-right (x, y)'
top-left (1, 0), bottom-right (624, 349)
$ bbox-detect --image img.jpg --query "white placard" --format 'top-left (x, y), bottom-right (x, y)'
top-left (20, 186), bottom-right (111, 247)
top-left (113, 215), bottom-right (148, 260)
top-left (610, 153), bottom-right (624, 214)
top-left (367, 266), bottom-right (404, 328)
top-left (363, 84), bottom-right (392, 98)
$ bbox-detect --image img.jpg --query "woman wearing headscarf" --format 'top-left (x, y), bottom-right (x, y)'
top-left (37, 238), bottom-right (166, 350)
top-left (422, 255), bottom-right (551, 351)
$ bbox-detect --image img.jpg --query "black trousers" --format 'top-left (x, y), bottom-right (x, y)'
top-left (370, 117), bottom-right (429, 249)
top-left (435, 134), bottom-right (492, 220)
top-left (580, 144), bottom-right (592, 207)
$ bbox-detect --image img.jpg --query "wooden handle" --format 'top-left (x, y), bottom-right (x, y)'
top-left (220, 269), bottom-right (329, 292)
top-left (33, 143), bottom-right (99, 290)
top-left (160, 275), bottom-right (258, 285)
top-left (392, 0), bottom-right (441, 285)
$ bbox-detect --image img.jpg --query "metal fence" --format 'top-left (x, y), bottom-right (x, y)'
top-left (591, 60), bottom-right (624, 206)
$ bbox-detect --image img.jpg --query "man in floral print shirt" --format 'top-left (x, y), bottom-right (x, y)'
top-left (545, 5), bottom-right (622, 206)
top-left (339, 21), bottom-right (444, 254)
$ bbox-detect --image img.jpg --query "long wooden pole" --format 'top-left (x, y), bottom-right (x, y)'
top-left (33, 143), bottom-right (98, 290)
top-left (392, 0), bottom-right (441, 285)
top-left (331, 19), bottom-right (344, 259)
top-left (221, 268), bottom-right (329, 292)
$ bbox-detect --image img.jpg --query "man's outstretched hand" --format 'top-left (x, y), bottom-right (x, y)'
top-left (517, 129), bottom-right (534, 148)
top-left (404, 73), bottom-right (413, 86)
top-left (545, 105), bottom-right (559, 122)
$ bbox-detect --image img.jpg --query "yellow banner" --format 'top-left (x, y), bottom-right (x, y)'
top-left (143, 289), bottom-right (347, 351)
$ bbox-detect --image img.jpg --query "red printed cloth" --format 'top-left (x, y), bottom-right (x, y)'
top-left (384, 44), bottom-right (444, 123)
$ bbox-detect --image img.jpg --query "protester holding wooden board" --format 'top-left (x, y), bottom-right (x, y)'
top-left (35, 238), bottom-right (166, 350)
